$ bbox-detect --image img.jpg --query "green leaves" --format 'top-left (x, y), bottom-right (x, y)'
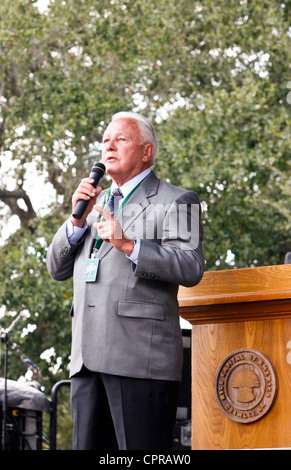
top-left (156, 70), bottom-right (291, 269)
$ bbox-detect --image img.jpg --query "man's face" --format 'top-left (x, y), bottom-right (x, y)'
top-left (102, 118), bottom-right (152, 185)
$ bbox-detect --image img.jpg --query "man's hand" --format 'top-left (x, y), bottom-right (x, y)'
top-left (70, 178), bottom-right (102, 227)
top-left (94, 205), bottom-right (134, 255)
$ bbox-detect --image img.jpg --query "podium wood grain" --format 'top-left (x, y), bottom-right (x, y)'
top-left (179, 265), bottom-right (291, 449)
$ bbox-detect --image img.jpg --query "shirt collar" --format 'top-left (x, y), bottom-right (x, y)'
top-left (110, 168), bottom-right (151, 199)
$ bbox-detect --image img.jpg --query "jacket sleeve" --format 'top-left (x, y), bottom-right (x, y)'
top-left (132, 190), bottom-right (204, 287)
top-left (46, 220), bottom-right (86, 281)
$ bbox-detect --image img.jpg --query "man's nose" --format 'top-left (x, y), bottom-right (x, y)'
top-left (105, 138), bottom-right (117, 151)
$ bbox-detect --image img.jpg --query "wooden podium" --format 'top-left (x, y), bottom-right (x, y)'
top-left (178, 264), bottom-right (291, 450)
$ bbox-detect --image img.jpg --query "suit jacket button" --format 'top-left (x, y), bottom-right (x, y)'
top-left (60, 247), bottom-right (69, 258)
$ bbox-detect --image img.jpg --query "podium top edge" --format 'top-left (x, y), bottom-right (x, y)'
top-left (178, 264), bottom-right (291, 307)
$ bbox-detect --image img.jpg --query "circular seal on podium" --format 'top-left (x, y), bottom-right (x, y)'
top-left (215, 348), bottom-right (278, 424)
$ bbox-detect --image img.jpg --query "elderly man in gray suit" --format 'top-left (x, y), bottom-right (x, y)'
top-left (47, 112), bottom-right (204, 450)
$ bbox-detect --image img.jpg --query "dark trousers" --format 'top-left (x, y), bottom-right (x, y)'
top-left (70, 366), bottom-right (179, 450)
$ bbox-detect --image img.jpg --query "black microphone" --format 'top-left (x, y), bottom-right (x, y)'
top-left (72, 162), bottom-right (105, 220)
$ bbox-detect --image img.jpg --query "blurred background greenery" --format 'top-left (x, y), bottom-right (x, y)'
top-left (0, 0), bottom-right (290, 448)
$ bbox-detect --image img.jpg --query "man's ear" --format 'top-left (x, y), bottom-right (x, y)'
top-left (143, 143), bottom-right (154, 163)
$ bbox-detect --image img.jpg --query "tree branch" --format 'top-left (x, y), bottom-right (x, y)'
top-left (0, 188), bottom-right (37, 225)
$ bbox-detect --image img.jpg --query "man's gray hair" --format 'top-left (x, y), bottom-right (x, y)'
top-left (111, 111), bottom-right (158, 164)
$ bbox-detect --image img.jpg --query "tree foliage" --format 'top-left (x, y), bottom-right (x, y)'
top-left (0, 0), bottom-right (290, 394)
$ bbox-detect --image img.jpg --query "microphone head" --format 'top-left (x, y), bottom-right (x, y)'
top-left (91, 162), bottom-right (105, 173)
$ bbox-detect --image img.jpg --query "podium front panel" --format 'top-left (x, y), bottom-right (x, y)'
top-left (191, 318), bottom-right (291, 449)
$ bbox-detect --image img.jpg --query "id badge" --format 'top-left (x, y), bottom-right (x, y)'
top-left (82, 258), bottom-right (99, 282)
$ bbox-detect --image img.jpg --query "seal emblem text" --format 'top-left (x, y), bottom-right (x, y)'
top-left (215, 349), bottom-right (278, 423)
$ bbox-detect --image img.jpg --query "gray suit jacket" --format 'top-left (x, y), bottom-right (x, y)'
top-left (47, 171), bottom-right (204, 381)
